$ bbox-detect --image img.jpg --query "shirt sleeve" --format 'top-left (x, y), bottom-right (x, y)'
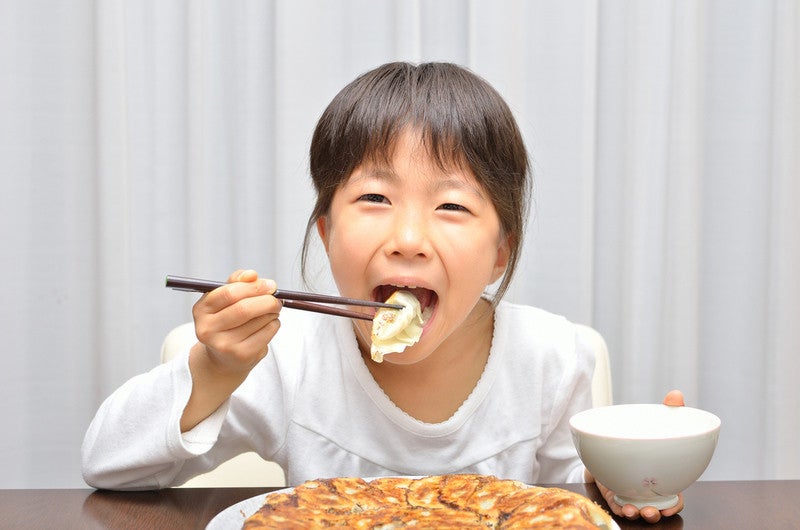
top-left (81, 349), bottom-right (229, 490)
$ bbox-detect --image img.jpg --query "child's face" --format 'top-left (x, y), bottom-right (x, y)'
top-left (317, 130), bottom-right (510, 364)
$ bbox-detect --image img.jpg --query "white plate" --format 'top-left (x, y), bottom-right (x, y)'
top-left (207, 489), bottom-right (289, 529)
top-left (206, 484), bottom-right (621, 530)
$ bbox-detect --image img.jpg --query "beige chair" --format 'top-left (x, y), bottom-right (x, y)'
top-left (160, 321), bottom-right (612, 487)
top-left (576, 323), bottom-right (613, 408)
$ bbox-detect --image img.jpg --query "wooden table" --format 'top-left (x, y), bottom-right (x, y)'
top-left (1, 481), bottom-right (797, 529)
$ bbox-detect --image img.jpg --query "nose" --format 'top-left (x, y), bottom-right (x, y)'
top-left (386, 210), bottom-right (432, 260)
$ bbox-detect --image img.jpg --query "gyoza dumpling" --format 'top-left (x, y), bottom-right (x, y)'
top-left (370, 290), bottom-right (423, 362)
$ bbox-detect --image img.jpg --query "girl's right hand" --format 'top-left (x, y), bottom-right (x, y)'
top-left (181, 270), bottom-right (282, 432)
top-left (191, 269), bottom-right (283, 377)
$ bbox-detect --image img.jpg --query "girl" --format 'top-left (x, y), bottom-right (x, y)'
top-left (82, 62), bottom-right (682, 523)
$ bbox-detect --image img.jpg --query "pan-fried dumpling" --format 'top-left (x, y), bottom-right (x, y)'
top-left (370, 290), bottom-right (423, 362)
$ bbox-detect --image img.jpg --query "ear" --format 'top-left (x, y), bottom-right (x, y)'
top-left (489, 234), bottom-right (511, 284)
top-left (316, 216), bottom-right (331, 254)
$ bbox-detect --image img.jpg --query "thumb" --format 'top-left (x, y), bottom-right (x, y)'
top-left (663, 389), bottom-right (685, 407)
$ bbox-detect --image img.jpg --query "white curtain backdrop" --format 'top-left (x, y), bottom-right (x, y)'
top-left (1, 0), bottom-right (797, 488)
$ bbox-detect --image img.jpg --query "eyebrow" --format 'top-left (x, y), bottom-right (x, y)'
top-left (432, 175), bottom-right (487, 200)
top-left (352, 167), bottom-right (398, 183)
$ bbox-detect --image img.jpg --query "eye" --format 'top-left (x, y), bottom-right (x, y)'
top-left (358, 193), bottom-right (388, 202)
top-left (438, 203), bottom-right (469, 212)
top-left (358, 193), bottom-right (389, 204)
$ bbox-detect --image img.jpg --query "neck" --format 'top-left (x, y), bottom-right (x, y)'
top-left (358, 300), bottom-right (495, 423)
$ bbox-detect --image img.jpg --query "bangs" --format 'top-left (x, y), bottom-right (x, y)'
top-left (310, 62), bottom-right (509, 188)
top-left (355, 64), bottom-right (472, 174)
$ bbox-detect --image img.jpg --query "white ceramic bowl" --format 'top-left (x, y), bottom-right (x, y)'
top-left (570, 404), bottom-right (720, 510)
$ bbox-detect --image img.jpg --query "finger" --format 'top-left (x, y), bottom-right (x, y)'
top-left (220, 290), bottom-right (282, 327)
top-left (196, 295), bottom-right (282, 342)
top-left (196, 270), bottom-right (261, 305)
top-left (227, 269), bottom-right (245, 282)
top-left (663, 389), bottom-right (685, 406)
top-left (214, 311), bottom-right (281, 348)
top-left (237, 269), bottom-right (260, 282)
top-left (202, 313), bottom-right (281, 366)
top-left (639, 506), bottom-right (661, 523)
top-left (595, 482), bottom-right (620, 516)
top-left (209, 317), bottom-right (280, 364)
top-left (228, 269), bottom-right (258, 283)
top-left (620, 503), bottom-right (641, 520)
top-left (198, 277), bottom-right (278, 314)
top-left (602, 489), bottom-right (626, 517)
top-left (661, 493), bottom-right (685, 516)
top-left (239, 317), bottom-right (281, 359)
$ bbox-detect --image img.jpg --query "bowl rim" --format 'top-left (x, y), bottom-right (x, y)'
top-left (569, 403), bottom-right (721, 440)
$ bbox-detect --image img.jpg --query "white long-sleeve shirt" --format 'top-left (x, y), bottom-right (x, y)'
top-left (82, 300), bottom-right (595, 490)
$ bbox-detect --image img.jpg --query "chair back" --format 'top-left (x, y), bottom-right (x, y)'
top-left (575, 324), bottom-right (613, 408)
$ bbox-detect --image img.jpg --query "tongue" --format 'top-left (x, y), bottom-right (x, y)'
top-left (395, 287), bottom-right (435, 311)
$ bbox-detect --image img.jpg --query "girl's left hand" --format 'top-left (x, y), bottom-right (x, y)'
top-left (594, 479), bottom-right (684, 523)
top-left (586, 390), bottom-right (686, 523)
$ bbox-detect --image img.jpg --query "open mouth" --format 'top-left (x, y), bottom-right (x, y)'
top-left (368, 285), bottom-right (438, 362)
top-left (373, 284), bottom-right (437, 325)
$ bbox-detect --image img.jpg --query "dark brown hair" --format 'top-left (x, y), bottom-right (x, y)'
top-left (301, 61), bottom-right (531, 302)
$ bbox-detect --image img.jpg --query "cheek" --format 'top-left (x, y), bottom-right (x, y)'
top-left (330, 210), bottom-right (388, 251)
top-left (327, 222), bottom-right (368, 257)
top-left (325, 224), bottom-right (374, 284)
top-left (443, 231), bottom-right (503, 278)
top-left (326, 232), bottom-right (354, 270)
top-left (326, 243), bottom-right (358, 295)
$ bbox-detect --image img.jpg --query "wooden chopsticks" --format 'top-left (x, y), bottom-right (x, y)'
top-left (165, 275), bottom-right (403, 321)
